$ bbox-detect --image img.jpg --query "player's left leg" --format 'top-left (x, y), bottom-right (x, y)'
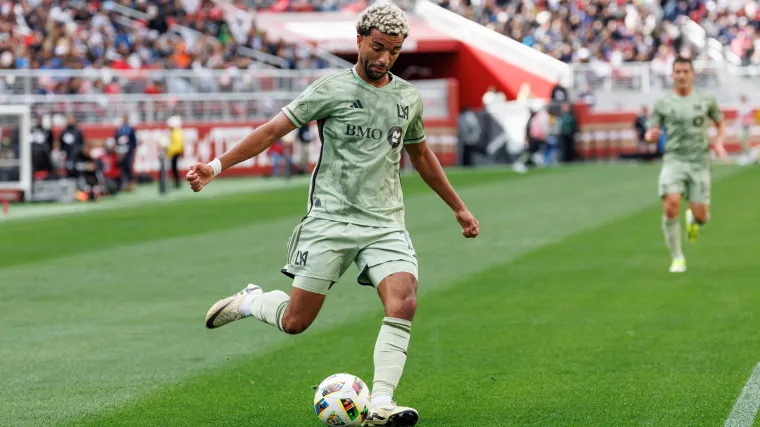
top-left (355, 229), bottom-right (420, 426)
top-left (363, 268), bottom-right (419, 427)
top-left (685, 165), bottom-right (711, 243)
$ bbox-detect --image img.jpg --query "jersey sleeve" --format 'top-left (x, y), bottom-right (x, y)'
top-left (649, 99), bottom-right (665, 128)
top-left (404, 93), bottom-right (426, 145)
top-left (707, 95), bottom-right (723, 122)
top-left (281, 78), bottom-right (334, 128)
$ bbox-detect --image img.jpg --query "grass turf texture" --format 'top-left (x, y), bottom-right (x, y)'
top-left (1, 164), bottom-right (759, 426)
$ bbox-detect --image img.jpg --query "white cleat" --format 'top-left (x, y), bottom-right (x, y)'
top-left (204, 284), bottom-right (262, 329)
top-left (362, 403), bottom-right (419, 426)
top-left (669, 257), bottom-right (687, 273)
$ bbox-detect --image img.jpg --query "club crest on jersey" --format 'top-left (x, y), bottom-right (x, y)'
top-left (694, 104), bottom-right (703, 111)
top-left (397, 104), bottom-right (408, 120)
top-left (388, 126), bottom-right (403, 149)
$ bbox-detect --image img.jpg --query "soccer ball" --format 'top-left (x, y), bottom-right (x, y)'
top-left (314, 373), bottom-right (370, 426)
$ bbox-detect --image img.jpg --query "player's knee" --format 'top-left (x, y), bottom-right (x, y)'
top-left (664, 207), bottom-right (679, 220)
top-left (386, 293), bottom-right (417, 320)
top-left (693, 211), bottom-right (709, 225)
top-left (663, 201), bottom-right (680, 219)
top-left (280, 315), bottom-right (311, 335)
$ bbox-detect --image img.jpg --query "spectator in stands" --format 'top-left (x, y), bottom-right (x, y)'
top-left (100, 138), bottom-right (123, 195)
top-left (635, 105), bottom-right (650, 156)
top-left (59, 114), bottom-right (84, 177)
top-left (482, 86), bottom-right (506, 107)
top-left (513, 105), bottom-right (550, 173)
top-left (577, 82), bottom-right (596, 109)
top-left (0, 126), bottom-right (20, 183)
top-left (550, 77), bottom-right (569, 115)
top-left (31, 116), bottom-right (55, 178)
top-left (166, 115), bottom-right (185, 188)
top-left (268, 138), bottom-right (291, 179)
top-left (558, 103), bottom-right (578, 163)
top-left (458, 105), bottom-right (482, 167)
top-left (737, 95), bottom-right (756, 157)
top-left (545, 112), bottom-right (561, 167)
top-left (114, 113), bottom-right (138, 191)
top-left (73, 142), bottom-right (103, 202)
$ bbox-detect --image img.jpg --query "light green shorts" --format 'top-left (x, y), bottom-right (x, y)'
top-left (282, 216), bottom-right (419, 295)
top-left (658, 159), bottom-right (711, 204)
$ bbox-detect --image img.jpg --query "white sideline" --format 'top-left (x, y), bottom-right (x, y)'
top-left (724, 362), bottom-right (760, 427)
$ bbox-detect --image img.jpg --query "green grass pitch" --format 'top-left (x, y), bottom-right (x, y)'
top-left (1, 163), bottom-right (759, 426)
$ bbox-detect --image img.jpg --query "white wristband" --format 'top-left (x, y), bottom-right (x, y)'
top-left (209, 158), bottom-right (222, 176)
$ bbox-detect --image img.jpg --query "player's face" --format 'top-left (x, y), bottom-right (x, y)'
top-left (357, 29), bottom-right (404, 81)
top-left (672, 62), bottom-right (694, 91)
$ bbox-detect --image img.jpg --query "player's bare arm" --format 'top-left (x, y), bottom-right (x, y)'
top-left (645, 126), bottom-right (661, 143)
top-left (645, 100), bottom-right (663, 143)
top-left (186, 112), bottom-right (296, 192)
top-left (712, 118), bottom-right (729, 163)
top-left (404, 140), bottom-right (479, 238)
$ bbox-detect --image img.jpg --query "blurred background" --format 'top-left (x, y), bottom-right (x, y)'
top-left (0, 0), bottom-right (758, 206)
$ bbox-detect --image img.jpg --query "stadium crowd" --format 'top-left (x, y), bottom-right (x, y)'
top-left (2, 0), bottom-right (757, 94)
top-left (0, 0), bottom-right (332, 95)
top-left (435, 0), bottom-right (759, 67)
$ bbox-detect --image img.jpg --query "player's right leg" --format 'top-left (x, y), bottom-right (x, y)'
top-left (205, 217), bottom-right (354, 332)
top-left (659, 162), bottom-right (687, 272)
top-left (204, 280), bottom-right (327, 334)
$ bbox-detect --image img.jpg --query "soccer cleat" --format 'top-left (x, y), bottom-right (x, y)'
top-left (362, 403), bottom-right (419, 427)
top-left (204, 284), bottom-right (262, 329)
top-left (685, 209), bottom-right (699, 243)
top-left (669, 257), bottom-right (687, 273)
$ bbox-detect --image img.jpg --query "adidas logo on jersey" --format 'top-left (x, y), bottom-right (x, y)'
top-left (350, 100), bottom-right (364, 109)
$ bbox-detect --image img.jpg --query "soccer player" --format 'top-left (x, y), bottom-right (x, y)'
top-left (645, 56), bottom-right (727, 273)
top-left (736, 95), bottom-right (758, 165)
top-left (186, 4), bottom-right (479, 426)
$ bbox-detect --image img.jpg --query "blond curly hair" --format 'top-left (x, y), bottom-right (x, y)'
top-left (356, 2), bottom-right (409, 38)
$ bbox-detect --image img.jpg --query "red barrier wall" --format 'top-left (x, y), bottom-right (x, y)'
top-left (576, 105), bottom-right (759, 158)
top-left (75, 119), bottom-right (458, 178)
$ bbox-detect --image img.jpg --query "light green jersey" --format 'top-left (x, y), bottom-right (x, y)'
top-left (649, 89), bottom-right (723, 163)
top-left (281, 67), bottom-right (426, 229)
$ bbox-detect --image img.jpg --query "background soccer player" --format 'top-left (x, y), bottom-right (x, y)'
top-left (645, 56), bottom-right (727, 273)
top-left (186, 4), bottom-right (479, 426)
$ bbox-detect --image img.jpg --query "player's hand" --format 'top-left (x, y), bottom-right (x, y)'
top-left (645, 128), bottom-right (661, 143)
top-left (714, 143), bottom-right (730, 164)
top-left (186, 162), bottom-right (214, 192)
top-left (455, 209), bottom-right (479, 238)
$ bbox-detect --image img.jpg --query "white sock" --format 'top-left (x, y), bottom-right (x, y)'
top-left (249, 290), bottom-right (290, 332)
top-left (371, 395), bottom-right (392, 406)
top-left (239, 293), bottom-right (258, 317)
top-left (371, 317), bottom-right (412, 406)
top-left (662, 215), bottom-right (684, 260)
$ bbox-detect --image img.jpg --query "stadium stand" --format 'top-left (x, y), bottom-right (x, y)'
top-left (432, 0), bottom-right (759, 67)
top-left (0, 0), bottom-right (336, 94)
